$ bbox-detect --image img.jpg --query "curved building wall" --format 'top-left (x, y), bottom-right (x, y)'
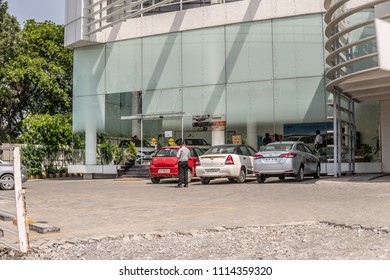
top-left (324, 0), bottom-right (390, 172)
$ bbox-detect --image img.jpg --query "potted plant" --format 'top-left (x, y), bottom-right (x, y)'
top-left (361, 144), bottom-right (373, 162)
top-left (98, 140), bottom-right (117, 165)
top-left (124, 141), bottom-right (138, 170)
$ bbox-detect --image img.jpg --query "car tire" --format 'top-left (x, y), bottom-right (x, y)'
top-left (228, 178), bottom-right (236, 183)
top-left (200, 177), bottom-right (211, 185)
top-left (187, 169), bottom-right (192, 183)
top-left (150, 177), bottom-right (160, 184)
top-left (236, 168), bottom-right (246, 183)
top-left (295, 166), bottom-right (304, 182)
top-left (0, 174), bottom-right (15, 190)
top-left (313, 164), bottom-right (320, 179)
top-left (256, 174), bottom-right (266, 183)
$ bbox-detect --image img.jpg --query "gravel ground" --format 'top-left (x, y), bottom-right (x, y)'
top-left (1, 222), bottom-right (390, 260)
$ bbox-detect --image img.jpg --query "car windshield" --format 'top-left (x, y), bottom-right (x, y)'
top-left (120, 139), bottom-right (153, 148)
top-left (155, 148), bottom-right (178, 157)
top-left (133, 140), bottom-right (153, 147)
top-left (204, 146), bottom-right (235, 155)
top-left (261, 143), bottom-right (293, 152)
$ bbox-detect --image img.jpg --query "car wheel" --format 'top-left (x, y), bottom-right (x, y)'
top-left (200, 177), bottom-right (210, 185)
top-left (187, 169), bottom-right (192, 183)
top-left (228, 178), bottom-right (236, 183)
top-left (0, 174), bottom-right (15, 190)
top-left (313, 164), bottom-right (320, 179)
top-left (295, 166), bottom-right (304, 182)
top-left (236, 168), bottom-right (246, 183)
top-left (278, 175), bottom-right (285, 181)
top-left (150, 177), bottom-right (160, 184)
top-left (256, 174), bottom-right (266, 183)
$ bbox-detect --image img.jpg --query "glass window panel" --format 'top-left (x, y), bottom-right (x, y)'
top-left (143, 88), bottom-right (182, 114)
top-left (226, 21), bottom-right (273, 83)
top-left (104, 93), bottom-right (133, 137)
top-left (274, 77), bottom-right (327, 124)
top-left (73, 45), bottom-right (106, 96)
top-left (349, 9), bottom-right (375, 42)
top-left (142, 33), bottom-right (181, 90)
top-left (106, 39), bottom-right (142, 93)
top-left (226, 81), bottom-right (274, 126)
top-left (105, 93), bottom-right (120, 135)
top-left (73, 95), bottom-right (105, 132)
top-left (182, 85), bottom-right (225, 115)
top-left (182, 27), bottom-right (226, 87)
top-left (273, 14), bottom-right (325, 79)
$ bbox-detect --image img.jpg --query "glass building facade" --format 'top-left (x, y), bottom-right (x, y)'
top-left (75, 14), bottom-right (330, 145)
top-left (70, 2), bottom-right (383, 173)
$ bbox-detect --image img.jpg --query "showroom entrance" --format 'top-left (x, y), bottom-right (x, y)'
top-left (121, 112), bottom-right (185, 164)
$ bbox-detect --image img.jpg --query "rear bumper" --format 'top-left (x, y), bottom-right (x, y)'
top-left (150, 166), bottom-right (178, 178)
top-left (196, 165), bottom-right (240, 178)
top-left (254, 160), bottom-right (298, 175)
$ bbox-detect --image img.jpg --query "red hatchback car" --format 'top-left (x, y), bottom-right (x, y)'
top-left (149, 146), bottom-right (204, 184)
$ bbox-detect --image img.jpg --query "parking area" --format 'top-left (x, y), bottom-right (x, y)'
top-left (2, 175), bottom-right (390, 247)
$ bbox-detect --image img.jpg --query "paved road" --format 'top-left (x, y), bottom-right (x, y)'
top-left (2, 174), bottom-right (390, 247)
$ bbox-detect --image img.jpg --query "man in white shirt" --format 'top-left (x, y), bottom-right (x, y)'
top-left (176, 143), bottom-right (190, 188)
top-left (314, 130), bottom-right (324, 151)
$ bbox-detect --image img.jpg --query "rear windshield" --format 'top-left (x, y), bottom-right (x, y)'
top-left (156, 148), bottom-right (178, 157)
top-left (204, 146), bottom-right (235, 155)
top-left (185, 139), bottom-right (206, 145)
top-left (261, 144), bottom-right (293, 152)
top-left (283, 137), bottom-right (299, 141)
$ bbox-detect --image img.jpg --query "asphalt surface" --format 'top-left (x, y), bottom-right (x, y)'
top-left (1, 173), bottom-right (390, 247)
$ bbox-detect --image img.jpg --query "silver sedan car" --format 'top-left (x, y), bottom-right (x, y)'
top-left (0, 160), bottom-right (29, 190)
top-left (253, 141), bottom-right (320, 183)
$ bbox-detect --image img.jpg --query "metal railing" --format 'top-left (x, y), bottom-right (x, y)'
top-left (324, 0), bottom-right (389, 91)
top-left (0, 147), bottom-right (30, 253)
top-left (83, 0), bottom-right (241, 36)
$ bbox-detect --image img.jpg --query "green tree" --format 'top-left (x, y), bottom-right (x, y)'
top-left (19, 113), bottom-right (74, 147)
top-left (0, 4), bottom-right (73, 142)
top-left (14, 20), bottom-right (73, 115)
top-left (19, 113), bottom-right (83, 174)
top-left (0, 0), bottom-right (21, 142)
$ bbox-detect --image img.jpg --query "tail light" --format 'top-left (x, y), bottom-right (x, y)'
top-left (254, 154), bottom-right (264, 160)
top-left (225, 155), bottom-right (234, 165)
top-left (280, 153), bottom-right (297, 158)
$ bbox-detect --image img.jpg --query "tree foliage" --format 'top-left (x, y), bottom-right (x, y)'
top-left (0, 1), bottom-right (73, 142)
top-left (19, 113), bottom-right (73, 146)
top-left (0, 0), bottom-right (21, 142)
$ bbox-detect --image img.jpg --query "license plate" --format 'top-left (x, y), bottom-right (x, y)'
top-left (158, 169), bottom-right (170, 173)
top-left (206, 168), bottom-right (220, 173)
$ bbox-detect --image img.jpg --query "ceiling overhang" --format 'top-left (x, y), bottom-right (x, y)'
top-left (335, 68), bottom-right (390, 103)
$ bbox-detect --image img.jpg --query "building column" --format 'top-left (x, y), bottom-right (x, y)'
top-left (247, 120), bottom-right (257, 149)
top-left (84, 123), bottom-right (97, 180)
top-left (132, 92), bottom-right (141, 137)
top-left (381, 100), bottom-right (390, 172)
top-left (85, 123), bottom-right (97, 165)
top-left (212, 130), bottom-right (225, 146)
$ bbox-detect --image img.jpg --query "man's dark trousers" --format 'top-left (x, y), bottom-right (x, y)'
top-left (178, 161), bottom-right (189, 187)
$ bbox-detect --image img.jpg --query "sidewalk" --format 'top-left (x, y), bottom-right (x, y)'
top-left (3, 174), bottom-right (390, 247)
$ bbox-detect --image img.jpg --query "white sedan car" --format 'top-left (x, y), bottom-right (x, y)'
top-left (196, 144), bottom-right (257, 184)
